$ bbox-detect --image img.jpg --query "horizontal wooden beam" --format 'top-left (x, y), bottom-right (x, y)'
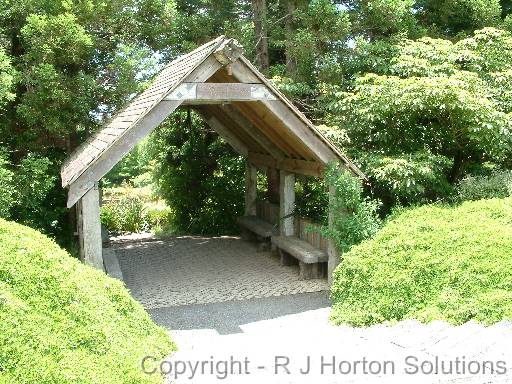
top-left (248, 152), bottom-right (325, 178)
top-left (165, 83), bottom-right (276, 103)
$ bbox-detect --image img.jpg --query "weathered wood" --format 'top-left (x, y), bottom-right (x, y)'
top-left (230, 56), bottom-right (366, 178)
top-left (67, 100), bottom-right (182, 207)
top-left (78, 184), bottom-right (104, 271)
top-left (62, 38), bottom-right (226, 189)
top-left (166, 83), bottom-right (276, 102)
top-left (245, 162), bottom-right (258, 216)
top-left (195, 109), bottom-right (249, 156)
top-left (256, 200), bottom-right (280, 225)
top-left (221, 104), bottom-right (286, 161)
top-left (327, 184), bottom-right (341, 285)
top-left (279, 170), bottom-right (295, 236)
top-left (237, 216), bottom-right (274, 238)
top-left (213, 38), bottom-right (244, 65)
top-left (271, 236), bottom-right (328, 264)
top-left (267, 166), bottom-right (280, 203)
top-left (248, 152), bottom-right (325, 177)
top-left (299, 261), bottom-right (326, 280)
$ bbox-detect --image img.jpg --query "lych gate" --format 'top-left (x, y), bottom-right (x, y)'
top-left (61, 36), bottom-right (364, 284)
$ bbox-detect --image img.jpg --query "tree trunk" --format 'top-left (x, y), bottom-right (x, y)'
top-left (285, 0), bottom-right (297, 75)
top-left (449, 150), bottom-right (465, 183)
top-left (252, 0), bottom-right (269, 71)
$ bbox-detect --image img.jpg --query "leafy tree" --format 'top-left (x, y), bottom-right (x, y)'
top-left (416, 0), bottom-right (502, 37)
top-left (150, 110), bottom-right (245, 235)
top-left (325, 28), bottom-right (512, 207)
top-left (0, 48), bottom-right (15, 109)
top-left (0, 0), bottom-right (178, 244)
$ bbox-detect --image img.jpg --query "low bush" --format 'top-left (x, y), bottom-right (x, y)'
top-left (323, 165), bottom-right (381, 253)
top-left (331, 197), bottom-right (512, 326)
top-left (455, 170), bottom-right (512, 202)
top-left (0, 219), bottom-right (174, 383)
top-left (100, 186), bottom-right (173, 234)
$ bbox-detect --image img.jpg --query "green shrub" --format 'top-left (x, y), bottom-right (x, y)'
top-left (151, 110), bottom-right (244, 235)
top-left (0, 218), bottom-right (174, 383)
top-left (357, 151), bottom-right (454, 211)
top-left (101, 195), bottom-right (148, 233)
top-left (330, 197), bottom-right (512, 326)
top-left (100, 186), bottom-right (172, 234)
top-left (0, 150), bottom-right (15, 218)
top-left (323, 165), bottom-right (381, 253)
top-left (455, 170), bottom-right (512, 201)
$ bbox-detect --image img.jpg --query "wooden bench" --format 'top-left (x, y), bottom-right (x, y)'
top-left (271, 217), bottom-right (328, 280)
top-left (237, 215), bottom-right (275, 238)
top-left (238, 201), bottom-right (279, 251)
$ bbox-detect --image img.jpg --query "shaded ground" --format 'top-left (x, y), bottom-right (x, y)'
top-left (114, 235), bottom-right (328, 308)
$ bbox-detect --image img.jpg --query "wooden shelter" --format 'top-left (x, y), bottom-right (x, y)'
top-left (61, 36), bottom-right (363, 283)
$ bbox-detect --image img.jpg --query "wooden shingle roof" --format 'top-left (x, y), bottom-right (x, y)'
top-left (61, 36), bottom-right (225, 188)
top-left (62, 36), bottom-right (363, 208)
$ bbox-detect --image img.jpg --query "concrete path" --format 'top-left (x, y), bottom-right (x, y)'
top-left (111, 236), bottom-right (512, 383)
top-left (152, 294), bottom-right (512, 384)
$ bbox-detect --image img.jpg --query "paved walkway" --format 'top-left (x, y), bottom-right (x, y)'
top-left (151, 293), bottom-right (512, 384)
top-left (114, 235), bottom-right (328, 308)
top-left (111, 236), bottom-right (512, 383)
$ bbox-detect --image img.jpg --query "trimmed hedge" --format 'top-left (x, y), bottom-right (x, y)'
top-left (331, 198), bottom-right (512, 326)
top-left (0, 219), bottom-right (175, 383)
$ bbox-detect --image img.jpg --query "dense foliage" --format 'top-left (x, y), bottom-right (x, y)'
top-left (150, 110), bottom-right (245, 234)
top-left (331, 197), bottom-right (512, 326)
top-left (0, 0), bottom-right (178, 245)
top-left (100, 186), bottom-right (173, 234)
top-left (323, 165), bottom-right (381, 253)
top-left (0, 218), bottom-right (174, 383)
top-left (1, 0), bottom-right (511, 241)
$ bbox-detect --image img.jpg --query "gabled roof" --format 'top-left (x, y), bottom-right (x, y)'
top-left (61, 36), bottom-right (225, 188)
top-left (62, 36), bottom-right (363, 207)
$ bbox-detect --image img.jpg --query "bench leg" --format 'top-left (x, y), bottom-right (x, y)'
top-left (279, 249), bottom-right (297, 266)
top-left (299, 262), bottom-right (324, 280)
top-left (240, 228), bottom-right (254, 241)
top-left (256, 238), bottom-right (270, 253)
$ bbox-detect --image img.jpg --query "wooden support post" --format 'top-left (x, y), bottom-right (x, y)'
top-left (77, 183), bottom-right (104, 271)
top-left (279, 170), bottom-right (295, 236)
top-left (267, 167), bottom-right (280, 204)
top-left (327, 184), bottom-right (340, 285)
top-left (245, 162), bottom-right (258, 216)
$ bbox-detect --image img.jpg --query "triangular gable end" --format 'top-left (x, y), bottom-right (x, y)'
top-left (62, 36), bottom-right (363, 208)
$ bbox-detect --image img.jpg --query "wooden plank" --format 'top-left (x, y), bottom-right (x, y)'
top-left (230, 57), bottom-right (367, 174)
top-left (327, 184), bottom-right (340, 285)
top-left (165, 83), bottom-right (276, 102)
top-left (66, 45), bottom-right (226, 205)
top-left (279, 170), bottom-right (295, 236)
top-left (203, 105), bottom-right (267, 154)
top-left (195, 109), bottom-right (248, 156)
top-left (229, 61), bottom-right (333, 163)
top-left (67, 100), bottom-right (182, 207)
top-left (220, 104), bottom-right (286, 161)
top-left (245, 162), bottom-right (257, 216)
top-left (248, 152), bottom-right (325, 177)
top-left (234, 101), bottom-right (300, 158)
top-left (78, 184), bottom-right (104, 271)
top-left (271, 236), bottom-right (327, 263)
top-left (237, 216), bottom-right (274, 238)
